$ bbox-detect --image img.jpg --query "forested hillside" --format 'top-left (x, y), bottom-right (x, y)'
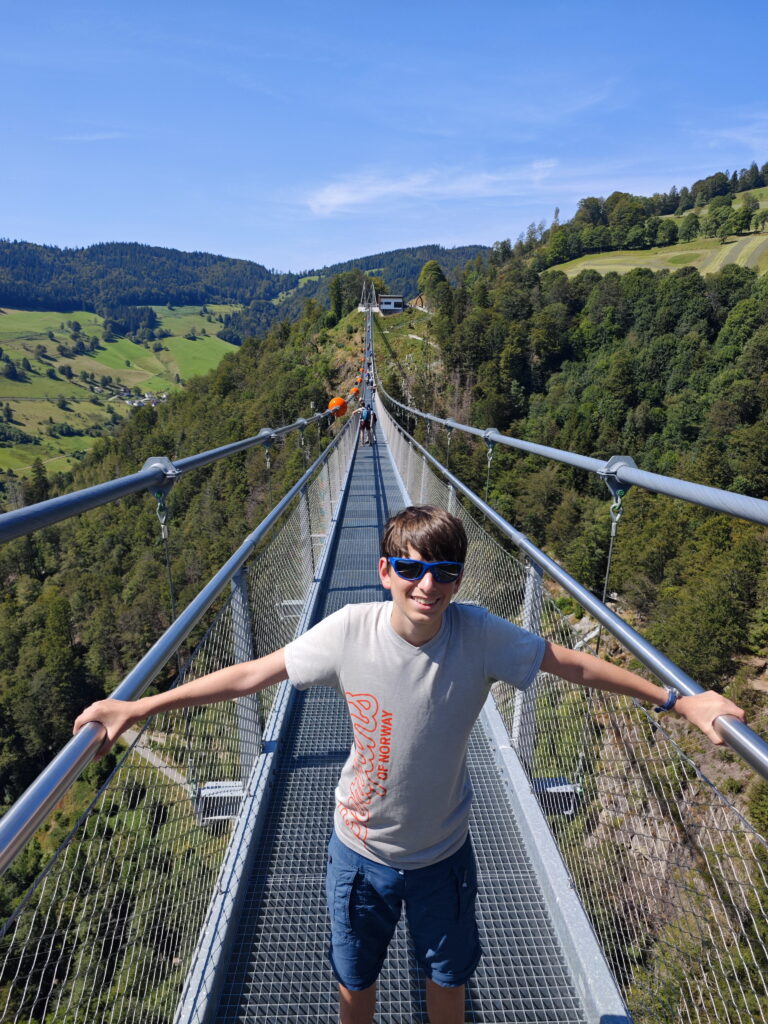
top-left (0, 240), bottom-right (489, 344)
top-left (2, 240), bottom-right (767, 814)
top-left (1, 210), bottom-right (768, 1024)
top-left (0, 241), bottom-right (292, 311)
top-left (381, 257), bottom-right (768, 819)
top-left (275, 244), bottom-right (489, 319)
top-left (0, 239), bottom-right (488, 472)
top-left (0, 299), bottom-right (361, 807)
top-left (375, 254), bottom-right (768, 1017)
top-left (511, 163), bottom-right (768, 271)
top-left (2, 161), bottom-right (767, 820)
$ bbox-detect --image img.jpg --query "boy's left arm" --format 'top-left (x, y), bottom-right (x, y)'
top-left (540, 642), bottom-right (745, 745)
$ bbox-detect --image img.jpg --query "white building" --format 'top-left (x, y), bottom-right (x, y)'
top-left (378, 294), bottom-right (405, 314)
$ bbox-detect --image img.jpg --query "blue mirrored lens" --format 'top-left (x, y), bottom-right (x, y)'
top-left (389, 559), bottom-right (463, 583)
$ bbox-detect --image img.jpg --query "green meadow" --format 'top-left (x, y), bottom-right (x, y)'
top-left (0, 304), bottom-right (240, 473)
top-left (559, 186), bottom-right (768, 279)
top-left (559, 233), bottom-right (768, 278)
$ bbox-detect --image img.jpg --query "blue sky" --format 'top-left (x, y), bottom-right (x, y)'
top-left (3, 0), bottom-right (767, 271)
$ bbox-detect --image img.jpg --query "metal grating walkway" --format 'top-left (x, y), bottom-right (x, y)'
top-left (215, 435), bottom-right (589, 1022)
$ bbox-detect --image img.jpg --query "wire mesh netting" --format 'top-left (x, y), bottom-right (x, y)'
top-left (380, 396), bottom-right (768, 1024)
top-left (3, 388), bottom-right (767, 1024)
top-left (0, 424), bottom-right (356, 1024)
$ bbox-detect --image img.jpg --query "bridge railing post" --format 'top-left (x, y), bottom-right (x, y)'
top-left (419, 449), bottom-right (428, 504)
top-left (299, 485), bottom-right (315, 576)
top-left (230, 568), bottom-right (261, 784)
top-left (321, 459), bottom-right (332, 521)
top-left (330, 438), bottom-right (342, 514)
top-left (512, 558), bottom-right (544, 773)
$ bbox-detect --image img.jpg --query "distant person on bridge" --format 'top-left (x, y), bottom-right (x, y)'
top-left (359, 405), bottom-right (372, 445)
top-left (75, 505), bottom-right (745, 1024)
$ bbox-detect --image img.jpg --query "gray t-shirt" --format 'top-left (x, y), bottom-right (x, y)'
top-left (284, 601), bottom-right (545, 868)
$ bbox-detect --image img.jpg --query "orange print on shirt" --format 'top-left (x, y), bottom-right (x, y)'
top-left (338, 693), bottom-right (393, 842)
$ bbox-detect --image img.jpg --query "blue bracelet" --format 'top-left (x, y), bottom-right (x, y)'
top-left (654, 689), bottom-right (679, 713)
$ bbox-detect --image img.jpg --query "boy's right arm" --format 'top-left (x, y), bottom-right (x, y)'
top-left (73, 648), bottom-right (288, 756)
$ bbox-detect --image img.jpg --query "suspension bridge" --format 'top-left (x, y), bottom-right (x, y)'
top-left (1, 309), bottom-right (767, 1023)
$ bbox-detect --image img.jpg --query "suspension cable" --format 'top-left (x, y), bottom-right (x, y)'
top-left (152, 489), bottom-right (188, 682)
top-left (594, 494), bottom-right (624, 657)
top-left (484, 437), bottom-right (495, 505)
top-left (376, 385), bottom-right (768, 527)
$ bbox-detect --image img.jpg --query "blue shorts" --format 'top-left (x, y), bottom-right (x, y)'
top-left (325, 831), bottom-right (481, 991)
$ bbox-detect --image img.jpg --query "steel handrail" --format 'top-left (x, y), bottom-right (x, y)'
top-left (0, 417), bottom-right (353, 875)
top-left (0, 412), bottom-right (333, 544)
top-left (380, 390), bottom-right (768, 526)
top-left (381, 406), bottom-right (768, 782)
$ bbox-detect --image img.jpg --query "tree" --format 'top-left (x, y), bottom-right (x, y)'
top-left (418, 260), bottom-right (448, 306)
top-left (23, 459), bottom-right (49, 504)
top-left (605, 192), bottom-right (647, 229)
top-left (675, 187), bottom-right (694, 214)
top-left (573, 196), bottom-right (606, 226)
top-left (489, 240), bottom-right (512, 266)
top-left (691, 170), bottom-right (730, 205)
top-left (328, 275), bottom-right (343, 323)
top-left (678, 213), bottom-right (700, 242)
top-left (545, 229), bottom-right (572, 265)
top-left (708, 194), bottom-right (733, 212)
top-left (644, 216), bottom-right (662, 247)
top-left (625, 225), bottom-right (646, 248)
top-left (731, 207), bottom-right (754, 235)
top-left (701, 207), bottom-right (730, 237)
top-left (741, 194), bottom-right (760, 216)
top-left (656, 219), bottom-right (678, 246)
top-left (529, 303), bottom-right (571, 368)
top-left (737, 162), bottom-right (762, 191)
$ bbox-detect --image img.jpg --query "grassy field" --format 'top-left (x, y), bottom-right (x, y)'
top-left (273, 275), bottom-right (320, 305)
top-left (559, 187), bottom-right (768, 279)
top-left (0, 304), bottom-right (240, 473)
top-left (559, 232), bottom-right (768, 278)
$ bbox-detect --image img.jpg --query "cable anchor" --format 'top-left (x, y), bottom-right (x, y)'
top-left (445, 420), bottom-right (455, 469)
top-left (297, 420), bottom-right (309, 463)
top-left (599, 455), bottom-right (637, 504)
top-left (143, 455), bottom-right (180, 493)
top-left (143, 457), bottom-right (180, 539)
top-left (142, 456), bottom-right (181, 643)
top-left (595, 475), bottom-right (631, 656)
top-left (483, 429), bottom-right (497, 505)
top-left (155, 493), bottom-right (170, 540)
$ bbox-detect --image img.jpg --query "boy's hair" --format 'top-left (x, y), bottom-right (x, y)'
top-left (380, 505), bottom-right (467, 563)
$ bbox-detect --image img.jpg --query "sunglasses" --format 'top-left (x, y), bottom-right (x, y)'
top-left (387, 557), bottom-right (464, 583)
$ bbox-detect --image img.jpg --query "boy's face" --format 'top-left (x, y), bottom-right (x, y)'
top-left (378, 544), bottom-right (462, 644)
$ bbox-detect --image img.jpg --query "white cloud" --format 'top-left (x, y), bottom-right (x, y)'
top-left (694, 112), bottom-right (768, 160)
top-left (306, 162), bottom-right (561, 216)
top-left (55, 131), bottom-right (129, 143)
top-left (506, 82), bottom-right (621, 125)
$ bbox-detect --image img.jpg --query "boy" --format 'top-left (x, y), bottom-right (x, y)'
top-left (75, 505), bottom-right (744, 1024)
